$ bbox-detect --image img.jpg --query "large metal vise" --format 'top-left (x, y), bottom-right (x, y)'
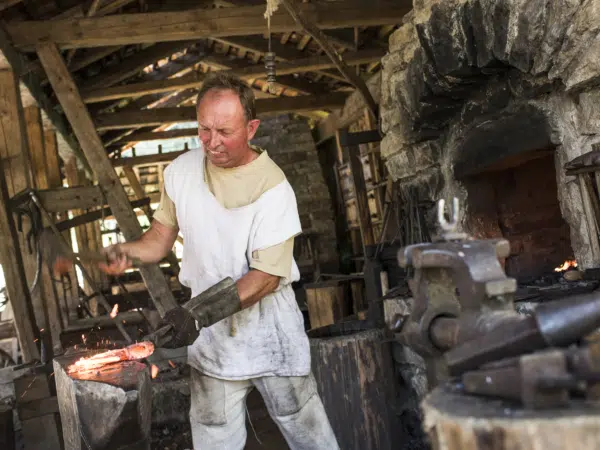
top-left (394, 198), bottom-right (600, 408)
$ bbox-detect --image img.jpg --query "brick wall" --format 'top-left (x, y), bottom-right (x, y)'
top-left (251, 114), bottom-right (338, 268)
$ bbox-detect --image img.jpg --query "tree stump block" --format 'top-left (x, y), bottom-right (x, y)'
top-left (308, 321), bottom-right (403, 450)
top-left (53, 351), bottom-right (151, 450)
top-left (422, 384), bottom-right (600, 450)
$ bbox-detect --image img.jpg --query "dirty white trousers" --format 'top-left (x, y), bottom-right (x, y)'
top-left (189, 368), bottom-right (340, 450)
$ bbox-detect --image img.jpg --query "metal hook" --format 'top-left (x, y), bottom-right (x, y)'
top-left (438, 197), bottom-right (460, 232)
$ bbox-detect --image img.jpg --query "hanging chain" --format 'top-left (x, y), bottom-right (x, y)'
top-left (264, 0), bottom-right (277, 90)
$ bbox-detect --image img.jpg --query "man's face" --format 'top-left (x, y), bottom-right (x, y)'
top-left (196, 89), bottom-right (260, 168)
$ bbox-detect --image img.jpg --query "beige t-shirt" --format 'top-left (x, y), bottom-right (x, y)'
top-left (153, 148), bottom-right (294, 279)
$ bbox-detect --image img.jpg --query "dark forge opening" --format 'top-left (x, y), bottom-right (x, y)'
top-left (453, 107), bottom-right (573, 282)
top-left (461, 153), bottom-right (573, 282)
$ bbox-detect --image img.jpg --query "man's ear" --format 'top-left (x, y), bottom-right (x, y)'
top-left (246, 119), bottom-right (261, 141)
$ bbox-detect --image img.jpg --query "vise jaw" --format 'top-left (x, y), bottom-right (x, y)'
top-left (395, 198), bottom-right (517, 384)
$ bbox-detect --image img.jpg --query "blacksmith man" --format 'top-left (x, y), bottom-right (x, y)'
top-left (100, 72), bottom-right (339, 449)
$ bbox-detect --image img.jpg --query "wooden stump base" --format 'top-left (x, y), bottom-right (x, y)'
top-left (423, 384), bottom-right (600, 450)
top-left (54, 351), bottom-right (151, 450)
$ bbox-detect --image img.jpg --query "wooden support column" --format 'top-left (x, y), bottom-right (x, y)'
top-left (37, 42), bottom-right (177, 317)
top-left (64, 159), bottom-right (99, 314)
top-left (24, 105), bottom-right (63, 353)
top-left (45, 130), bottom-right (79, 325)
top-left (0, 70), bottom-right (40, 362)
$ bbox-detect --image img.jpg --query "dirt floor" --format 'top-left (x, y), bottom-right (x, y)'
top-left (151, 389), bottom-right (289, 450)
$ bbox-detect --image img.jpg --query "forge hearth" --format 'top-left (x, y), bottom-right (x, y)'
top-left (461, 153), bottom-right (573, 282)
top-left (379, 0), bottom-right (600, 274)
top-left (53, 349), bottom-right (152, 450)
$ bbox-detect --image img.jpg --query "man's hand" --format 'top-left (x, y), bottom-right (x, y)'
top-left (144, 306), bottom-right (199, 348)
top-left (98, 244), bottom-right (134, 275)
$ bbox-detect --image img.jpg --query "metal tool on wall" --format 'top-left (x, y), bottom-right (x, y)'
top-left (393, 197), bottom-right (600, 408)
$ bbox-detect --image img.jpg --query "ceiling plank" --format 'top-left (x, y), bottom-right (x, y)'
top-left (95, 92), bottom-right (349, 130)
top-left (280, 0), bottom-right (378, 117)
top-left (80, 40), bottom-right (198, 90)
top-left (213, 35), bottom-right (347, 83)
top-left (7, 2), bottom-right (411, 50)
top-left (114, 128), bottom-right (197, 145)
top-left (82, 48), bottom-right (383, 103)
top-left (113, 128), bottom-right (198, 144)
top-left (35, 41), bottom-right (178, 316)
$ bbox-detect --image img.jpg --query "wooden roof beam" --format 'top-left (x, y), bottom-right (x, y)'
top-left (7, 1), bottom-right (411, 50)
top-left (213, 35), bottom-right (347, 83)
top-left (112, 128), bottom-right (198, 145)
top-left (36, 41), bottom-right (178, 316)
top-left (82, 48), bottom-right (383, 103)
top-left (81, 40), bottom-right (200, 91)
top-left (95, 92), bottom-right (349, 130)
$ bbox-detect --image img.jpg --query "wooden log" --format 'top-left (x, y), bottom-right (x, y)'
top-left (7, 1), bottom-right (411, 50)
top-left (422, 384), bottom-right (600, 449)
top-left (37, 43), bottom-right (177, 317)
top-left (82, 49), bottom-right (384, 103)
top-left (94, 92), bottom-right (350, 130)
top-left (0, 70), bottom-right (40, 362)
top-left (36, 185), bottom-right (105, 213)
top-left (112, 149), bottom-right (187, 167)
top-left (304, 280), bottom-right (351, 329)
top-left (54, 351), bottom-right (152, 450)
top-left (25, 105), bottom-right (64, 354)
top-left (308, 322), bottom-right (402, 450)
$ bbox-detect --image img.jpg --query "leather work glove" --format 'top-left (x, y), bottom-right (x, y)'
top-left (144, 306), bottom-right (199, 349)
top-left (144, 277), bottom-right (241, 349)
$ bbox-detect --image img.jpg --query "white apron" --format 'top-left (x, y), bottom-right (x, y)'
top-left (163, 149), bottom-right (311, 380)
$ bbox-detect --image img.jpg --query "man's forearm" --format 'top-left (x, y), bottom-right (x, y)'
top-left (236, 270), bottom-right (280, 309)
top-left (118, 220), bottom-right (178, 264)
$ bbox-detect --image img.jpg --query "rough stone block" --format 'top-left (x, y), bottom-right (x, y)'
top-left (577, 89), bottom-right (600, 135)
top-left (505, 0), bottom-right (549, 73)
top-left (415, 1), bottom-right (475, 77)
top-left (385, 150), bottom-right (413, 181)
top-left (563, 37), bottom-right (600, 92)
top-left (381, 132), bottom-right (405, 159)
top-left (532, 0), bottom-right (582, 75)
top-left (414, 141), bottom-right (441, 169)
top-left (388, 22), bottom-right (419, 55)
top-left (548, 1), bottom-right (598, 81)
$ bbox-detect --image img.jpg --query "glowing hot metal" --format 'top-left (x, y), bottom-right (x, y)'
top-left (67, 341), bottom-right (154, 375)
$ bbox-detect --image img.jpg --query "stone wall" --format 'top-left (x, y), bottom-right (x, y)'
top-left (251, 114), bottom-right (338, 268)
top-left (380, 0), bottom-right (600, 271)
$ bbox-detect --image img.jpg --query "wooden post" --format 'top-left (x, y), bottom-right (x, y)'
top-left (0, 69), bottom-right (40, 361)
top-left (24, 105), bottom-right (64, 354)
top-left (36, 42), bottom-right (177, 317)
top-left (45, 130), bottom-right (79, 326)
top-left (64, 158), bottom-right (98, 315)
top-left (308, 322), bottom-right (401, 449)
top-left (422, 385), bottom-right (600, 449)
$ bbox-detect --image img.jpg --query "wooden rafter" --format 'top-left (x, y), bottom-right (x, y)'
top-left (36, 41), bottom-right (178, 317)
top-left (7, 2), bottom-right (410, 50)
top-left (280, 0), bottom-right (379, 117)
top-left (113, 128), bottom-right (198, 145)
top-left (82, 49), bottom-right (383, 103)
top-left (95, 92), bottom-right (349, 130)
top-left (81, 41), bottom-right (199, 91)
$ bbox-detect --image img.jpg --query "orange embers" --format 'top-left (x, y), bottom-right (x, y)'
top-left (554, 260), bottom-right (578, 272)
top-left (151, 364), bottom-right (159, 379)
top-left (67, 341), bottom-right (155, 375)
